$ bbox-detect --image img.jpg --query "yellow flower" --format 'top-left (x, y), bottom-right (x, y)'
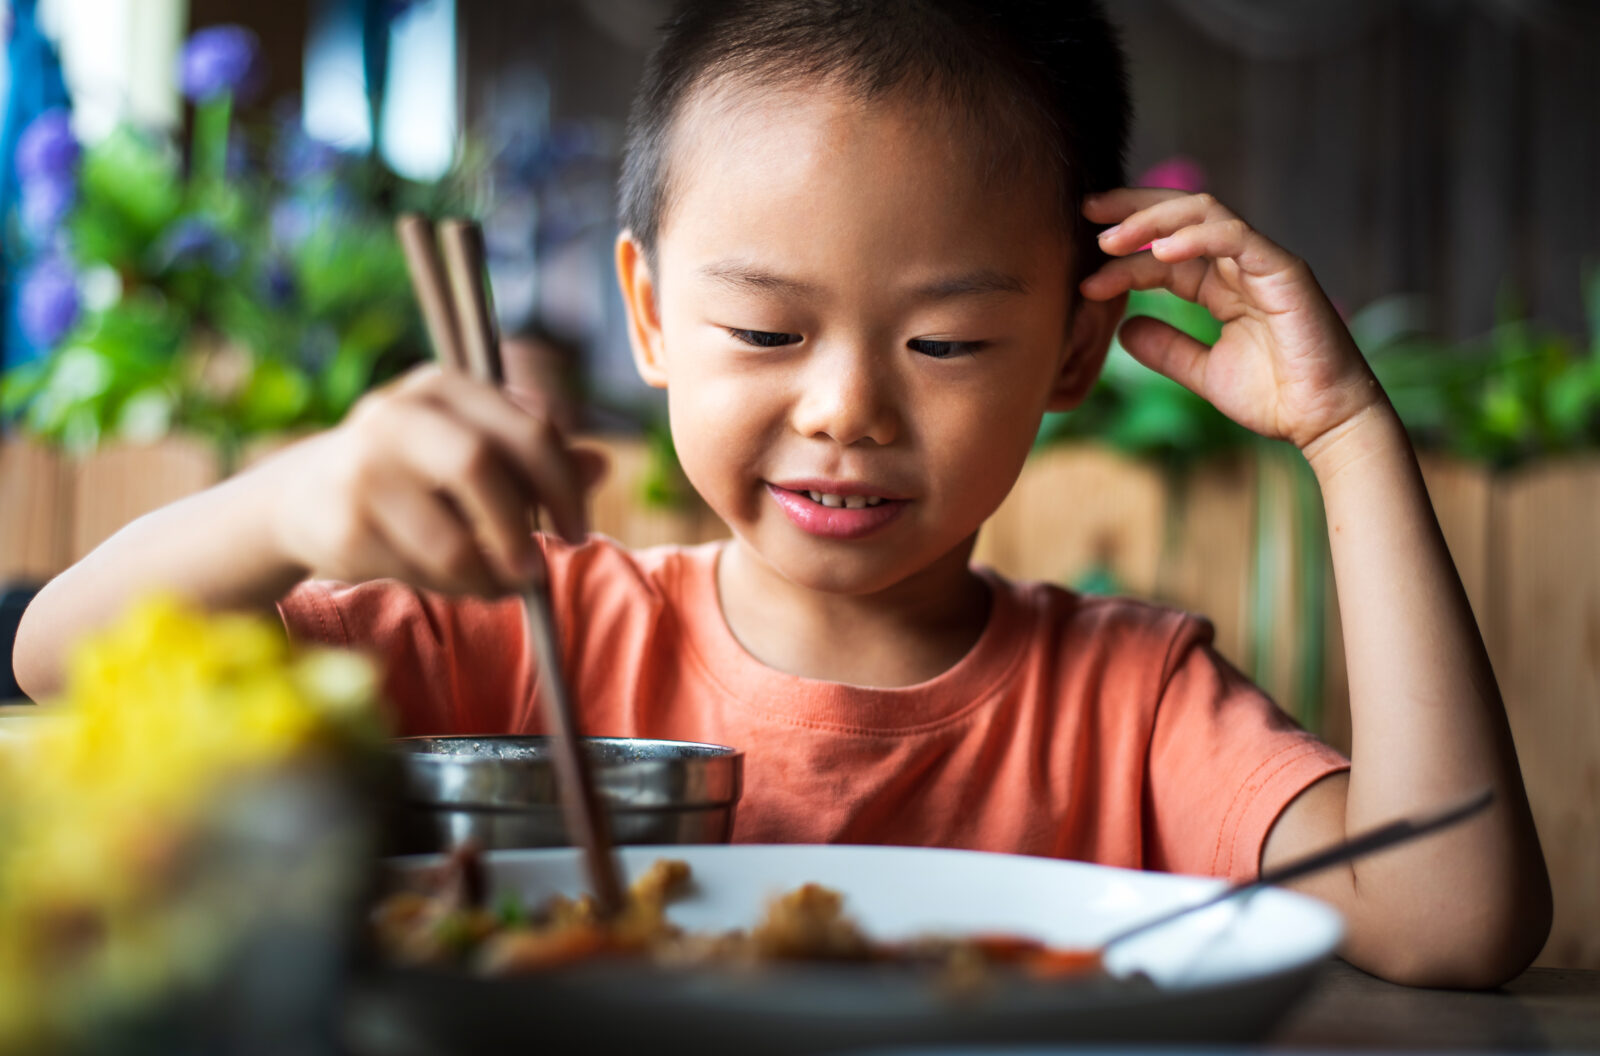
top-left (0, 594), bottom-right (383, 1049)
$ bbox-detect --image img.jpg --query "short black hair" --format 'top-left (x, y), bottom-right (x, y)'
top-left (618, 0), bottom-right (1131, 277)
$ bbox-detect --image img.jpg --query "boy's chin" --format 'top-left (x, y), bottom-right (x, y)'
top-left (734, 527), bottom-right (967, 599)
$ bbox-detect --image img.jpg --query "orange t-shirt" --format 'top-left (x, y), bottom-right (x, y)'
top-left (278, 536), bottom-right (1347, 882)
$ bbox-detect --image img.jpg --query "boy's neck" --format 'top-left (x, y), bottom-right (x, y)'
top-left (715, 537), bottom-right (992, 688)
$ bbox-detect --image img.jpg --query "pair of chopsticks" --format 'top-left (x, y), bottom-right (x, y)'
top-left (395, 213), bottom-right (626, 917)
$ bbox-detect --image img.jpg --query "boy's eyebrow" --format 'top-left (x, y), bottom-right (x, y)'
top-left (912, 269), bottom-right (1031, 299)
top-left (697, 260), bottom-right (1029, 299)
top-left (698, 261), bottom-right (821, 297)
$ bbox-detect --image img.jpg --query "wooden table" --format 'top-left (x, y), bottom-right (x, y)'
top-left (1272, 961), bottom-right (1600, 1049)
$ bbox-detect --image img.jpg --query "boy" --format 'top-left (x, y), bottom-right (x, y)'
top-left (14, 0), bottom-right (1549, 986)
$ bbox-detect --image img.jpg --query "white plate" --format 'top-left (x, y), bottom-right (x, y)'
top-left (347, 845), bottom-right (1343, 1055)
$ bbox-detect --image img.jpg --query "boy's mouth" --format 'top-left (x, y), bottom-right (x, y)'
top-left (765, 481), bottom-right (908, 540)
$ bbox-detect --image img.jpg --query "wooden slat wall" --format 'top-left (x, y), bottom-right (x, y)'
top-left (70, 438), bottom-right (222, 563)
top-left (1, 434), bottom-right (1596, 967)
top-left (582, 436), bottom-right (729, 548)
top-left (1490, 460), bottom-right (1600, 970)
top-left (0, 439), bottom-right (68, 583)
top-left (1157, 454), bottom-right (1256, 666)
top-left (973, 445), bottom-right (1168, 595)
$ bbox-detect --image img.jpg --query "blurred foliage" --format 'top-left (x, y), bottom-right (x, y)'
top-left (1, 87), bottom-right (472, 462)
top-left (1356, 267), bottom-right (1600, 466)
top-left (641, 421), bottom-right (689, 509)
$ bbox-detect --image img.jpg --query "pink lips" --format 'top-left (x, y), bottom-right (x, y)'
top-left (765, 483), bottom-right (907, 540)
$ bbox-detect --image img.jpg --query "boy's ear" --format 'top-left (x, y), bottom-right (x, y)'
top-left (615, 232), bottom-right (668, 389)
top-left (1046, 292), bottom-right (1126, 412)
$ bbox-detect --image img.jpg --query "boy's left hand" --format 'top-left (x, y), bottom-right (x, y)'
top-left (1081, 189), bottom-right (1385, 453)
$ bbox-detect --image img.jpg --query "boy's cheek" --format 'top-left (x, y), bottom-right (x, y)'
top-left (665, 375), bottom-right (779, 519)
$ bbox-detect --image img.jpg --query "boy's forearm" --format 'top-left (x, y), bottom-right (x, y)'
top-left (13, 465), bottom-right (307, 700)
top-left (1301, 402), bottom-right (1550, 981)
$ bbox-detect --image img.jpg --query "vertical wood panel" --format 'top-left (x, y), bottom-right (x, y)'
top-left (70, 438), bottom-right (222, 562)
top-left (1156, 452), bottom-right (1255, 670)
top-left (1250, 449), bottom-right (1302, 721)
top-left (582, 436), bottom-right (720, 550)
top-left (974, 445), bottom-right (1167, 594)
top-left (1491, 459), bottom-right (1600, 969)
top-left (0, 438), bottom-right (69, 583)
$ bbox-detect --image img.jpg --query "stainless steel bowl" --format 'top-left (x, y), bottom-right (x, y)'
top-left (393, 735), bottom-right (743, 853)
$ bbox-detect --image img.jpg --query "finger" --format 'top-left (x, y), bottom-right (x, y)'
top-left (570, 446), bottom-right (610, 491)
top-left (392, 361), bottom-right (449, 395)
top-left (1148, 218), bottom-right (1301, 279)
top-left (379, 403), bottom-right (545, 584)
top-left (1117, 316), bottom-right (1211, 395)
top-left (1080, 251), bottom-right (1210, 304)
top-left (1095, 193), bottom-right (1237, 258)
top-left (1081, 187), bottom-right (1192, 226)
top-left (411, 371), bottom-right (591, 543)
top-left (367, 475), bottom-right (507, 596)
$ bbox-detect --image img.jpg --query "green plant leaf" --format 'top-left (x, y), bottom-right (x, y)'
top-left (235, 357), bottom-right (312, 433)
top-left (78, 127), bottom-right (183, 245)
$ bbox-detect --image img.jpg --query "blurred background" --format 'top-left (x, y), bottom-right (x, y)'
top-left (0, 0), bottom-right (1596, 969)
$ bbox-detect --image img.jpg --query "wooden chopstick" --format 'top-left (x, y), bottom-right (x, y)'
top-left (437, 219), bottom-right (503, 387)
top-left (395, 214), bottom-right (467, 373)
top-left (415, 213), bottom-right (626, 918)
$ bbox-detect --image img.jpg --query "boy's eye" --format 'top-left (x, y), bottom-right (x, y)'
top-left (727, 328), bottom-right (800, 348)
top-left (909, 338), bottom-right (984, 359)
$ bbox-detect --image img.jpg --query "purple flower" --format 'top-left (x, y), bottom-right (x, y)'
top-left (180, 25), bottom-right (263, 103)
top-left (225, 136), bottom-right (250, 177)
top-left (1137, 156), bottom-right (1207, 194)
top-left (269, 199), bottom-right (307, 248)
top-left (20, 175), bottom-right (74, 242)
top-left (15, 109), bottom-right (79, 182)
top-left (263, 258), bottom-right (296, 306)
top-left (271, 130), bottom-right (343, 183)
top-left (19, 258), bottom-right (80, 347)
top-left (155, 217), bottom-right (241, 275)
top-left (269, 191), bottom-right (351, 249)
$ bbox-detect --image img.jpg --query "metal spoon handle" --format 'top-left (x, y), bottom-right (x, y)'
top-left (1101, 787), bottom-right (1494, 950)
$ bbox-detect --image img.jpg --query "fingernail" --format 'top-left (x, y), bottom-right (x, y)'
top-left (1098, 224), bottom-right (1121, 242)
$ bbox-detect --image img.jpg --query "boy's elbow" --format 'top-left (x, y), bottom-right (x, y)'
top-left (1354, 866), bottom-right (1553, 990)
top-left (10, 599), bottom-right (62, 702)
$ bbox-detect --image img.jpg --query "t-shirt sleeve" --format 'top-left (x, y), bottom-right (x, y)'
top-left (277, 578), bottom-right (532, 736)
top-left (1143, 614), bottom-right (1349, 882)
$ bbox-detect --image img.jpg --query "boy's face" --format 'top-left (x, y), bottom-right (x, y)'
top-left (618, 81), bottom-right (1122, 597)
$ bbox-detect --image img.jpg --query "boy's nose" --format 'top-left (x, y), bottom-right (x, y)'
top-left (789, 353), bottom-right (900, 447)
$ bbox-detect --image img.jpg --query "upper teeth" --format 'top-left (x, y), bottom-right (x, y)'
top-left (808, 490), bottom-right (883, 508)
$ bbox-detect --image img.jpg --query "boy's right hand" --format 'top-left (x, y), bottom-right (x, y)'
top-left (265, 365), bottom-right (606, 596)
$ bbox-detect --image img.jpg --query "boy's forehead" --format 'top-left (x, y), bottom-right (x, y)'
top-left (658, 76), bottom-right (1070, 277)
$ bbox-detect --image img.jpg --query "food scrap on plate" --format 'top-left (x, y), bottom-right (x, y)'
top-left (372, 846), bottom-right (1103, 986)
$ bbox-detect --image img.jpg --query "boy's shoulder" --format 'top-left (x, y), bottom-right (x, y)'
top-left (995, 569), bottom-right (1217, 672)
